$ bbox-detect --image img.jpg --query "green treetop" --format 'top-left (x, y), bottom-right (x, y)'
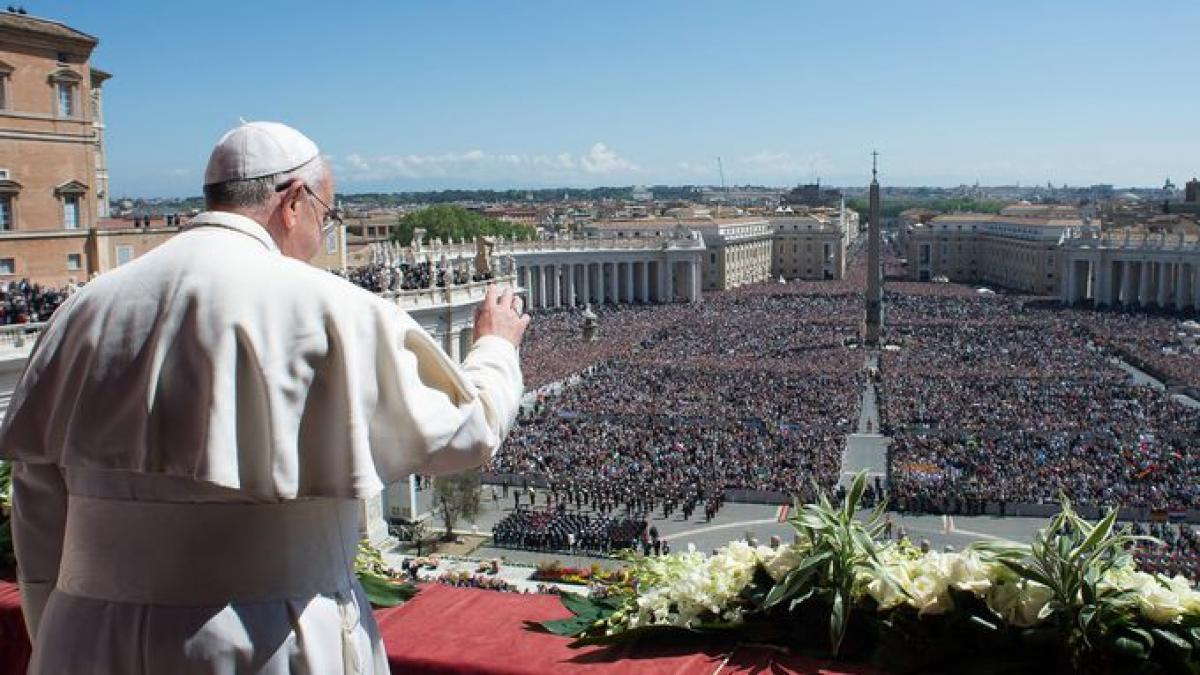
top-left (390, 205), bottom-right (538, 246)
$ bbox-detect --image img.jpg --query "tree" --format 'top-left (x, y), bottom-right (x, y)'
top-left (432, 470), bottom-right (482, 541)
top-left (390, 205), bottom-right (537, 246)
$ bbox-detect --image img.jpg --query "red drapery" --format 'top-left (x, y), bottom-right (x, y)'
top-left (0, 581), bottom-right (882, 674)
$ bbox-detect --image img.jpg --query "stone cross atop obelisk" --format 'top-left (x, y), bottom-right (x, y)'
top-left (864, 150), bottom-right (883, 346)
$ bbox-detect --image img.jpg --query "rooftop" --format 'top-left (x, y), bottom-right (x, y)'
top-left (0, 11), bottom-right (97, 46)
top-left (590, 217), bottom-right (764, 229)
top-left (930, 213), bottom-right (1082, 227)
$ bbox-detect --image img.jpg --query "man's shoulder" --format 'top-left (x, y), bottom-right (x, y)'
top-left (273, 257), bottom-right (396, 313)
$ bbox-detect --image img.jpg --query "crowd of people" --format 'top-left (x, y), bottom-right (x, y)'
top-left (881, 290), bottom-right (1200, 513)
top-left (1132, 522), bottom-right (1200, 581)
top-left (338, 258), bottom-right (493, 293)
top-left (491, 507), bottom-right (647, 556)
top-left (491, 288), bottom-right (867, 532)
top-left (0, 279), bottom-right (77, 325)
top-left (1068, 308), bottom-right (1200, 391)
top-left (517, 304), bottom-right (688, 390)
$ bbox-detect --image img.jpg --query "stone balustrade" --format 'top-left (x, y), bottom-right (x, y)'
top-left (367, 233), bottom-right (706, 310)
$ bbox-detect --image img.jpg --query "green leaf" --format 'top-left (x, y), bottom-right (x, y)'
top-left (539, 616), bottom-right (597, 637)
top-left (763, 551), bottom-right (829, 609)
top-left (1000, 559), bottom-right (1055, 590)
top-left (843, 472), bottom-right (867, 521)
top-left (788, 587), bottom-right (818, 612)
top-left (559, 592), bottom-right (601, 619)
top-left (1151, 627), bottom-right (1193, 657)
top-left (1113, 636), bottom-right (1149, 659)
top-left (356, 573), bottom-right (417, 608)
top-left (830, 587), bottom-right (848, 657)
top-left (967, 614), bottom-right (1000, 632)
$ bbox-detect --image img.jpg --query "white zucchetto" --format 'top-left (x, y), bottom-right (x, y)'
top-left (203, 121), bottom-right (320, 186)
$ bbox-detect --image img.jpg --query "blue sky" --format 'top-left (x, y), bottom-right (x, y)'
top-left (24, 1), bottom-right (1200, 196)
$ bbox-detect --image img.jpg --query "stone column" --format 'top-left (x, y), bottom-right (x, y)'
top-left (1176, 262), bottom-right (1191, 312)
top-left (690, 261), bottom-right (702, 302)
top-left (443, 326), bottom-right (461, 362)
top-left (1095, 259), bottom-right (1113, 307)
top-left (1063, 258), bottom-right (1076, 304)
top-left (608, 263), bottom-right (620, 303)
top-left (360, 495), bottom-right (393, 549)
top-left (537, 265), bottom-right (548, 309)
top-left (624, 261), bottom-right (634, 303)
top-left (581, 262), bottom-right (591, 305)
top-left (565, 263), bottom-right (576, 307)
top-left (1120, 260), bottom-right (1135, 306)
top-left (640, 261), bottom-right (650, 303)
top-left (1139, 260), bottom-right (1153, 307)
top-left (1193, 263), bottom-right (1200, 311)
top-left (1157, 262), bottom-right (1170, 308)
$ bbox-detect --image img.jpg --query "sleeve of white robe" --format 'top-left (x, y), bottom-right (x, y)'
top-left (359, 301), bottom-right (524, 485)
top-left (9, 461), bottom-right (67, 642)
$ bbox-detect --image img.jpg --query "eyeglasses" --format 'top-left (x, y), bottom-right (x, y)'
top-left (278, 180), bottom-right (343, 235)
top-left (304, 184), bottom-right (344, 236)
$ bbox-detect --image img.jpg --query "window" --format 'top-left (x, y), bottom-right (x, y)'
top-left (116, 245), bottom-right (134, 266)
top-left (55, 180), bottom-right (86, 229)
top-left (57, 82), bottom-right (75, 117)
top-left (0, 258), bottom-right (13, 275)
top-left (63, 194), bottom-right (80, 229)
top-left (0, 195), bottom-right (11, 231)
top-left (0, 60), bottom-right (10, 110)
top-left (67, 253), bottom-right (82, 271)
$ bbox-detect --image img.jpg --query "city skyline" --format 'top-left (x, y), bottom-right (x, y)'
top-left (19, 0), bottom-right (1200, 197)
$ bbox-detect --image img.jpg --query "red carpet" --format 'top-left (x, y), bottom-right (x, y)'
top-left (0, 581), bottom-right (882, 674)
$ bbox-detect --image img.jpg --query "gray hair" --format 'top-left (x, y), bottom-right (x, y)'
top-left (203, 156), bottom-right (328, 210)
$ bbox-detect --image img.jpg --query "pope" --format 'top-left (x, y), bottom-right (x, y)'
top-left (0, 121), bottom-right (530, 673)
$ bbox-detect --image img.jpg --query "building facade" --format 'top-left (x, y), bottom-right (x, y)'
top-left (585, 212), bottom-right (857, 290)
top-left (769, 212), bottom-right (850, 281)
top-left (904, 213), bottom-right (1082, 294)
top-left (0, 13), bottom-right (110, 285)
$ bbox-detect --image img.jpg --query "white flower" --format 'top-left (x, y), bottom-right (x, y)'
top-left (1098, 569), bottom-right (1200, 625)
top-left (940, 550), bottom-right (993, 597)
top-left (610, 541), bottom-right (778, 632)
top-left (987, 578), bottom-right (1054, 627)
top-left (762, 544), bottom-right (808, 582)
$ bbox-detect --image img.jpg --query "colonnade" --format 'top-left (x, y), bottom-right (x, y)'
top-left (1063, 255), bottom-right (1200, 312)
top-left (515, 258), bottom-right (702, 309)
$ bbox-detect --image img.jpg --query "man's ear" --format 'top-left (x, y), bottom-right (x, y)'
top-left (279, 182), bottom-right (306, 232)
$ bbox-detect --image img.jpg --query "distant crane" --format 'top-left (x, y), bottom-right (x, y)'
top-left (716, 156), bottom-right (728, 216)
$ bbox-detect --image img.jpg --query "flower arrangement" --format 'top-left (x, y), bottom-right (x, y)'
top-left (532, 560), bottom-right (631, 587)
top-left (540, 473), bottom-right (1200, 674)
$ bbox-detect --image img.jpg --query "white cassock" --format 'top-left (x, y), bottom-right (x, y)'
top-left (0, 211), bottom-right (524, 674)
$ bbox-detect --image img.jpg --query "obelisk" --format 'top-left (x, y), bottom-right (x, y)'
top-left (864, 151), bottom-right (882, 345)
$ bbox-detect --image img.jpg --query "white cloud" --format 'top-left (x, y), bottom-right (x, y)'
top-left (331, 143), bottom-right (639, 184)
top-left (580, 142), bottom-right (639, 175)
